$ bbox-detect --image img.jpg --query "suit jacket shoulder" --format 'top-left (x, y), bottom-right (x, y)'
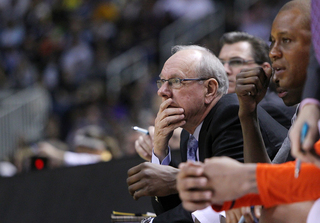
top-left (303, 44), bottom-right (320, 101)
top-left (199, 93), bottom-right (244, 162)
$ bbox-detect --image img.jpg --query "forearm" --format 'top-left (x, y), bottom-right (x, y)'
top-left (153, 141), bottom-right (170, 162)
top-left (165, 168), bottom-right (179, 194)
top-left (239, 110), bottom-right (271, 163)
top-left (208, 161), bottom-right (259, 208)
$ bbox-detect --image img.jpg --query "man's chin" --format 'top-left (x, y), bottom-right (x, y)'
top-left (282, 96), bottom-right (299, 107)
top-left (280, 88), bottom-right (303, 107)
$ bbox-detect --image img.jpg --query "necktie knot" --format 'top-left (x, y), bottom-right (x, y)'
top-left (187, 135), bottom-right (198, 161)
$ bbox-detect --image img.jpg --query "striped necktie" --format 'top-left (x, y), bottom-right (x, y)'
top-left (187, 135), bottom-right (198, 161)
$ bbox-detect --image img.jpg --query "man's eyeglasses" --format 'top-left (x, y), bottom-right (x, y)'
top-left (156, 78), bottom-right (209, 89)
top-left (219, 58), bottom-right (257, 68)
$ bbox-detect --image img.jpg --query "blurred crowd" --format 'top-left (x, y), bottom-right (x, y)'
top-left (0, 0), bottom-right (288, 176)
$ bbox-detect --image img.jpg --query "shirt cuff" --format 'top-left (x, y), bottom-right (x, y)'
top-left (151, 147), bottom-right (171, 165)
top-left (307, 198), bottom-right (320, 223)
top-left (299, 98), bottom-right (320, 110)
top-left (192, 206), bottom-right (225, 223)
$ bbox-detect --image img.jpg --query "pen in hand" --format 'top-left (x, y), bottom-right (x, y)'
top-left (295, 122), bottom-right (309, 178)
top-left (132, 126), bottom-right (149, 135)
top-left (238, 215), bottom-right (245, 223)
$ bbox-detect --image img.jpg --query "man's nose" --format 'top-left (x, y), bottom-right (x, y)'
top-left (269, 43), bottom-right (282, 62)
top-left (223, 63), bottom-right (232, 76)
top-left (157, 81), bottom-right (172, 99)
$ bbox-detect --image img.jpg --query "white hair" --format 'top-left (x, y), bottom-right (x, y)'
top-left (172, 45), bottom-right (228, 95)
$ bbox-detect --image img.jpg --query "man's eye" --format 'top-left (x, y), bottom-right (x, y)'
top-left (282, 38), bottom-right (291, 43)
top-left (230, 60), bottom-right (242, 66)
top-left (171, 79), bottom-right (180, 84)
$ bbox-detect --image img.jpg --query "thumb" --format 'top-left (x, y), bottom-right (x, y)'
top-left (149, 126), bottom-right (155, 139)
top-left (254, 205), bottom-right (262, 219)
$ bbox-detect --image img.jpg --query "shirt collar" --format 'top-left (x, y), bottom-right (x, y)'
top-left (192, 122), bottom-right (203, 141)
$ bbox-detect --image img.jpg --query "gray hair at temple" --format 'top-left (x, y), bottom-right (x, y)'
top-left (171, 45), bottom-right (228, 96)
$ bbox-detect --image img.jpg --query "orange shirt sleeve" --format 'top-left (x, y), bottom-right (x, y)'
top-left (257, 139), bottom-right (320, 207)
top-left (211, 162), bottom-right (320, 212)
top-left (212, 140), bottom-right (320, 212)
top-left (257, 161), bottom-right (320, 208)
top-left (211, 194), bottom-right (262, 212)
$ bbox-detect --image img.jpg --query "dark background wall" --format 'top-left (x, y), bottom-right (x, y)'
top-left (0, 156), bottom-right (152, 223)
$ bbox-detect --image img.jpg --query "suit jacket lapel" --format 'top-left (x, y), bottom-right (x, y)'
top-left (198, 97), bottom-right (221, 161)
top-left (180, 130), bottom-right (189, 162)
top-left (180, 95), bottom-right (224, 162)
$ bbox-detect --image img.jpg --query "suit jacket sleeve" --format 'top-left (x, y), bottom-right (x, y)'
top-left (152, 202), bottom-right (193, 223)
top-left (257, 105), bottom-right (288, 161)
top-left (200, 94), bottom-right (286, 162)
top-left (303, 44), bottom-right (320, 101)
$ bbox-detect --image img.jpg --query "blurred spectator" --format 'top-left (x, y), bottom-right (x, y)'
top-left (153, 0), bottom-right (215, 21)
top-left (0, 19), bottom-right (26, 48)
top-left (12, 124), bottom-right (122, 173)
top-left (0, 161), bottom-right (17, 177)
top-left (38, 125), bottom-right (122, 167)
top-left (72, 125), bottom-right (122, 159)
top-left (239, 0), bottom-right (290, 42)
top-left (238, 1), bottom-right (273, 42)
top-left (0, 0), bottom-right (290, 165)
top-left (60, 19), bottom-right (94, 87)
top-left (13, 139), bottom-right (68, 174)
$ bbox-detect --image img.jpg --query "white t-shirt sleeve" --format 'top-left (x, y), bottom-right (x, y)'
top-left (64, 151), bottom-right (101, 166)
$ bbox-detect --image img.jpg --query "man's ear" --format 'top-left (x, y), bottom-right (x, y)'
top-left (261, 62), bottom-right (272, 79)
top-left (205, 78), bottom-right (218, 104)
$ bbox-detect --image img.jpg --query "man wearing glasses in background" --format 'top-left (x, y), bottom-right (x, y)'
top-left (127, 45), bottom-right (286, 223)
top-left (219, 31), bottom-right (295, 130)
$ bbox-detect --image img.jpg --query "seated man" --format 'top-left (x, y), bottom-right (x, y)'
top-left (37, 125), bottom-right (118, 166)
top-left (235, 0), bottom-right (312, 164)
top-left (231, 0), bottom-right (314, 222)
top-left (219, 31), bottom-right (296, 130)
top-left (127, 45), bottom-right (286, 222)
